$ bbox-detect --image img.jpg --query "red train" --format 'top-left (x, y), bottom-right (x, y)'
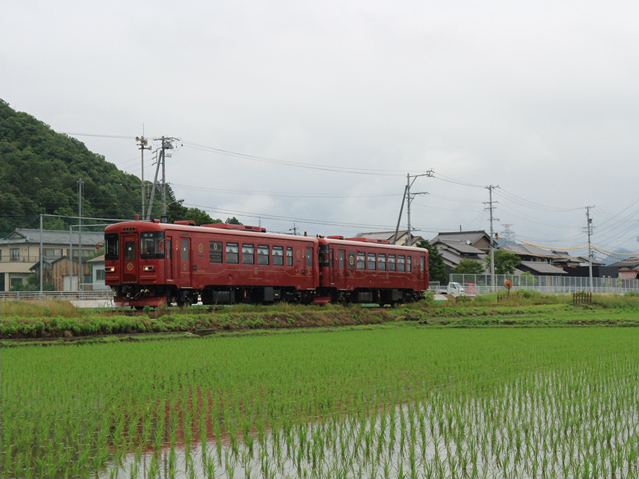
top-left (104, 219), bottom-right (429, 308)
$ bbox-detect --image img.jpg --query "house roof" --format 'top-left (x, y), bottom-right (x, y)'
top-left (87, 254), bottom-right (105, 263)
top-left (573, 256), bottom-right (605, 267)
top-left (608, 258), bottom-right (639, 268)
top-left (518, 261), bottom-right (568, 275)
top-left (501, 243), bottom-right (558, 258)
top-left (1, 229), bottom-right (104, 246)
top-left (431, 230), bottom-right (490, 247)
top-left (435, 239), bottom-right (484, 255)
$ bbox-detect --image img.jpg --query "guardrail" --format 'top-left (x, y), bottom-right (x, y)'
top-left (0, 291), bottom-right (114, 301)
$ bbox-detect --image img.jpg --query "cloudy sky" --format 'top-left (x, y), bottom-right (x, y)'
top-left (3, 0), bottom-right (639, 258)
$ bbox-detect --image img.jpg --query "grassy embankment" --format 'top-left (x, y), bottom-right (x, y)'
top-left (2, 291), bottom-right (639, 345)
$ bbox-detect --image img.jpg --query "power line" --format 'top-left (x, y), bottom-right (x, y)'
top-left (183, 141), bottom-right (416, 177)
top-left (170, 183), bottom-right (402, 199)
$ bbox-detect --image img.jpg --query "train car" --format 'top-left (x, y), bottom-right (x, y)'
top-left (317, 236), bottom-right (428, 306)
top-left (104, 219), bottom-right (320, 308)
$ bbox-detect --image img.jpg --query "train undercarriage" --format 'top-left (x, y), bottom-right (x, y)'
top-left (112, 284), bottom-right (422, 309)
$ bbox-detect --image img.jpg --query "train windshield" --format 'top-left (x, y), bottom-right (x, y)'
top-left (140, 232), bottom-right (165, 259)
top-left (105, 233), bottom-right (119, 260)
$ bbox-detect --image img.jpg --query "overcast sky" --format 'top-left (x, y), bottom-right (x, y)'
top-left (3, 0), bottom-right (639, 258)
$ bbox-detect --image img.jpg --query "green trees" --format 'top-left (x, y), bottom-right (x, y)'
top-left (484, 250), bottom-right (521, 274)
top-left (453, 259), bottom-right (485, 274)
top-left (415, 239), bottom-right (447, 284)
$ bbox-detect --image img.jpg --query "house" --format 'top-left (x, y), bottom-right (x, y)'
top-left (87, 255), bottom-right (109, 291)
top-left (430, 230), bottom-right (490, 273)
top-left (499, 243), bottom-right (568, 276)
top-left (431, 231), bottom-right (492, 253)
top-left (29, 256), bottom-right (92, 291)
top-left (355, 231), bottom-right (423, 246)
top-left (603, 258), bottom-right (639, 280)
top-left (0, 228), bottom-right (104, 291)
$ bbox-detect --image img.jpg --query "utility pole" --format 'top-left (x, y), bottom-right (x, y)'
top-left (585, 206), bottom-right (595, 293)
top-left (145, 137), bottom-right (179, 222)
top-left (136, 135), bottom-right (151, 219)
top-left (395, 170), bottom-right (433, 246)
top-left (485, 185), bottom-right (499, 292)
top-left (78, 178), bottom-right (83, 293)
top-left (290, 223), bottom-right (298, 235)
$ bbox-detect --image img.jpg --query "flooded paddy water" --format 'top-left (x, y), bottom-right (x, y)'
top-left (106, 368), bottom-right (639, 479)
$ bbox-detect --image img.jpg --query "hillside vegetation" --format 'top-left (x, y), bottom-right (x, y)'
top-left (0, 100), bottom-right (219, 233)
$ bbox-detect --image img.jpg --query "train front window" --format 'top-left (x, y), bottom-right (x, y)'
top-left (140, 232), bottom-right (165, 259)
top-left (105, 233), bottom-right (119, 260)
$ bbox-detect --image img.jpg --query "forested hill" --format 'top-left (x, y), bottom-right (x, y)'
top-left (0, 100), bottom-right (146, 232)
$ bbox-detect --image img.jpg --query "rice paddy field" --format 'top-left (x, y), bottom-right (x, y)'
top-left (3, 323), bottom-right (639, 478)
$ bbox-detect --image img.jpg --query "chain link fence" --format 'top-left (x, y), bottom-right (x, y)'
top-left (448, 274), bottom-right (639, 295)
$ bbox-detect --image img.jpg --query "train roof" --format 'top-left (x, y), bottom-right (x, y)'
top-left (320, 236), bottom-right (427, 253)
top-left (105, 220), bottom-right (319, 243)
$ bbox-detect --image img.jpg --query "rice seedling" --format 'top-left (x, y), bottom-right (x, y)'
top-left (3, 325), bottom-right (639, 478)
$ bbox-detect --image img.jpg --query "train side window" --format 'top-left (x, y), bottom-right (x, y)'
top-left (407, 256), bottom-right (412, 272)
top-left (420, 256), bottom-right (425, 273)
top-left (378, 254), bottom-right (386, 271)
top-left (398, 255), bottom-right (405, 272)
top-left (105, 234), bottom-right (119, 260)
top-left (388, 254), bottom-right (396, 271)
top-left (166, 240), bottom-right (171, 259)
top-left (273, 246), bottom-right (284, 266)
top-left (226, 242), bottom-right (239, 264)
top-left (339, 250), bottom-right (345, 269)
top-left (357, 252), bottom-right (365, 270)
top-left (330, 250), bottom-right (334, 266)
top-left (367, 253), bottom-right (376, 270)
top-left (209, 241), bottom-right (223, 263)
top-left (258, 245), bottom-right (269, 265)
top-left (347, 252), bottom-right (356, 270)
top-left (286, 247), bottom-right (293, 266)
top-left (306, 248), bottom-right (312, 267)
top-left (242, 244), bottom-right (255, 264)
top-left (125, 242), bottom-right (135, 261)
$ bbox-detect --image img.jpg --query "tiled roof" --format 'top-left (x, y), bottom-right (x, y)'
top-left (431, 230), bottom-right (489, 245)
top-left (436, 239), bottom-right (484, 255)
top-left (518, 261), bottom-right (568, 275)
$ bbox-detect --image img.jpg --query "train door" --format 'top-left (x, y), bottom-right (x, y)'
top-left (165, 237), bottom-right (173, 282)
top-left (305, 246), bottom-right (313, 280)
top-left (122, 234), bottom-right (138, 283)
top-left (179, 238), bottom-right (192, 286)
top-left (328, 248), bottom-right (336, 286)
top-left (333, 249), bottom-right (347, 290)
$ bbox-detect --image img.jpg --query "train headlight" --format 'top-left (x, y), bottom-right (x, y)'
top-left (143, 265), bottom-right (155, 272)
top-left (105, 266), bottom-right (115, 273)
